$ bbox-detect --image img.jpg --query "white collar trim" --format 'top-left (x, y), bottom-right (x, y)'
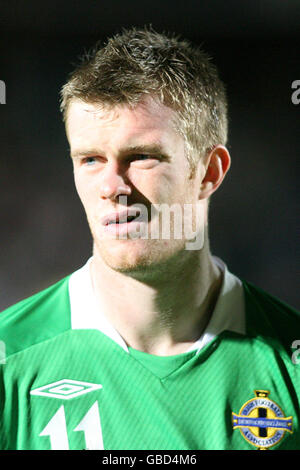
top-left (69, 258), bottom-right (129, 352)
top-left (186, 256), bottom-right (245, 354)
top-left (68, 256), bottom-right (245, 355)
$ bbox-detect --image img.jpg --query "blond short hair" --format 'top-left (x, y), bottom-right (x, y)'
top-left (60, 26), bottom-right (228, 171)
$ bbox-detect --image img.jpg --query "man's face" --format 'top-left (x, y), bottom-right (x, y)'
top-left (67, 97), bottom-right (206, 272)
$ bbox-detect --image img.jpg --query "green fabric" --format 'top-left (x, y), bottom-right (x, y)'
top-left (0, 276), bottom-right (71, 357)
top-left (0, 276), bottom-right (299, 450)
top-left (128, 347), bottom-right (197, 379)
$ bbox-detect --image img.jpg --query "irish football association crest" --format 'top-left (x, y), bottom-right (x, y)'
top-left (232, 390), bottom-right (293, 450)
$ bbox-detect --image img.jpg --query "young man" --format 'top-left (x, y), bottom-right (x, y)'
top-left (0, 27), bottom-right (299, 451)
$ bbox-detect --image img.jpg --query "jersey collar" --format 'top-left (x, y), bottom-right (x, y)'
top-left (69, 256), bottom-right (245, 355)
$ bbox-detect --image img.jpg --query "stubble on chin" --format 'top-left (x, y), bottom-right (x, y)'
top-left (92, 234), bottom-right (188, 276)
top-left (88, 203), bottom-right (203, 275)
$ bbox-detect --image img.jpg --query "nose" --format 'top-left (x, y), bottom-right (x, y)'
top-left (99, 161), bottom-right (131, 200)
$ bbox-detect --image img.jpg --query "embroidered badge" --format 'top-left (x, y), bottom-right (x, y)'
top-left (232, 390), bottom-right (293, 450)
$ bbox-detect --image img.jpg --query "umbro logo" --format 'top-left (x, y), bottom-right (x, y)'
top-left (30, 379), bottom-right (102, 400)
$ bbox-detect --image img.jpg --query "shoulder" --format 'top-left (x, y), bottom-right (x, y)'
top-left (242, 279), bottom-right (300, 353)
top-left (0, 276), bottom-right (72, 358)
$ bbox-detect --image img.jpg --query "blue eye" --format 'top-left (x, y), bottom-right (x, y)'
top-left (129, 154), bottom-right (162, 168)
top-left (84, 157), bottom-right (96, 165)
top-left (134, 155), bottom-right (151, 160)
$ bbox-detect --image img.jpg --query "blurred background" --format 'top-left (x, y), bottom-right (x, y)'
top-left (0, 0), bottom-right (299, 310)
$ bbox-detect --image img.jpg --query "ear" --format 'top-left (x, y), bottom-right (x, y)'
top-left (198, 145), bottom-right (231, 199)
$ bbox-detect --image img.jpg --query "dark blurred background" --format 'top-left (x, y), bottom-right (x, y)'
top-left (0, 0), bottom-right (299, 310)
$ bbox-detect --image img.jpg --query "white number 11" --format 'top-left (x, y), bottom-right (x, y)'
top-left (39, 401), bottom-right (104, 450)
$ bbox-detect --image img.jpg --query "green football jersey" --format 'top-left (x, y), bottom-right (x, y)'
top-left (0, 261), bottom-right (299, 450)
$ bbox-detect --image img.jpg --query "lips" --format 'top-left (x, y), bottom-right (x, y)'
top-left (101, 209), bottom-right (141, 226)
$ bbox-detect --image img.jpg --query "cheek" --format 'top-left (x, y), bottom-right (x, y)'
top-left (73, 172), bottom-right (82, 197)
top-left (74, 173), bottom-right (97, 212)
top-left (74, 173), bottom-right (86, 202)
top-left (128, 169), bottom-right (177, 203)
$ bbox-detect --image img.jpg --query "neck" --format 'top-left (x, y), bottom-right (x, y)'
top-left (90, 240), bottom-right (222, 356)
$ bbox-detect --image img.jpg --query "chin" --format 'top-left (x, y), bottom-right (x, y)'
top-left (95, 236), bottom-right (188, 275)
top-left (96, 239), bottom-right (153, 271)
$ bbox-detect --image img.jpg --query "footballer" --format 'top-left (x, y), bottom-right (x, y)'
top-left (0, 27), bottom-right (299, 450)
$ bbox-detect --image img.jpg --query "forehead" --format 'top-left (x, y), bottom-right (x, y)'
top-left (66, 97), bottom-right (182, 150)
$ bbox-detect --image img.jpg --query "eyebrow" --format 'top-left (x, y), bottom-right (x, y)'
top-left (70, 144), bottom-right (171, 160)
